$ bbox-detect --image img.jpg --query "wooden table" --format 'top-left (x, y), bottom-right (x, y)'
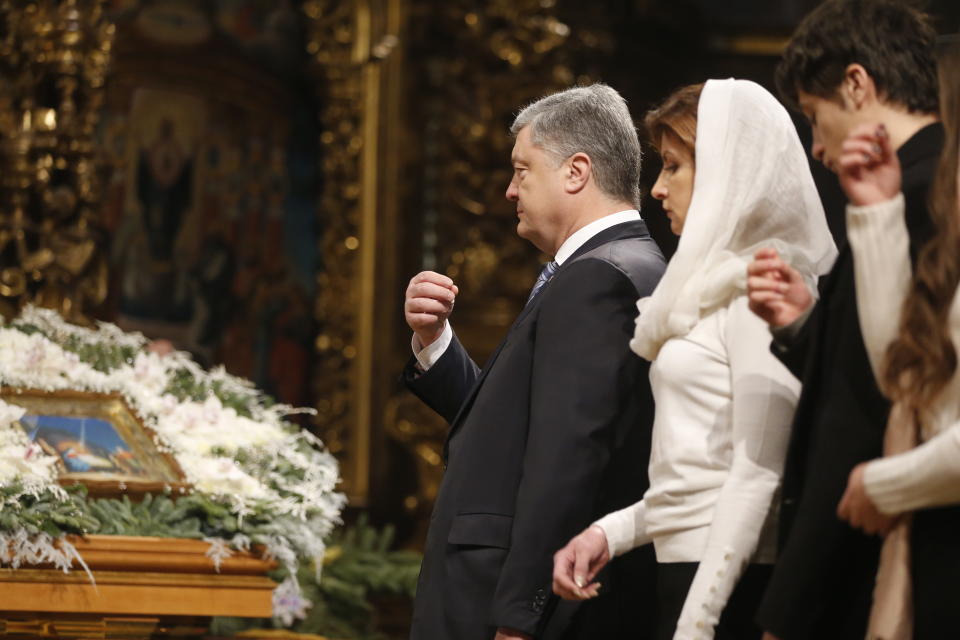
top-left (0, 535), bottom-right (277, 639)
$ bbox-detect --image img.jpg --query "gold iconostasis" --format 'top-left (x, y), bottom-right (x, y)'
top-left (1, 0), bottom-right (958, 549)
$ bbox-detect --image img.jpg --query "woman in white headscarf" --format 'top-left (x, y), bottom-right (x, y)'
top-left (552, 79), bottom-right (837, 640)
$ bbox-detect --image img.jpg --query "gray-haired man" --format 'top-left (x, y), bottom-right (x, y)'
top-left (402, 84), bottom-right (666, 640)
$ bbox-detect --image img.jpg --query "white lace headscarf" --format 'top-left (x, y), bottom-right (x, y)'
top-left (630, 78), bottom-right (837, 361)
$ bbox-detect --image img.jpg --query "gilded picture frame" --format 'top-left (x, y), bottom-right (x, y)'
top-left (3, 388), bottom-right (187, 497)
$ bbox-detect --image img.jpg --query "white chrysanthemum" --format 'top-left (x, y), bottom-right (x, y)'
top-left (178, 454), bottom-right (270, 500)
top-left (0, 400), bottom-right (60, 484)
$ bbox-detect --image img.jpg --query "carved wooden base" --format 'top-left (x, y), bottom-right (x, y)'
top-left (0, 614), bottom-right (205, 639)
top-left (0, 535), bottom-right (277, 639)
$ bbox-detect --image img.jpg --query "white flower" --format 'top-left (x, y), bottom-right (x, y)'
top-left (272, 576), bottom-right (312, 626)
top-left (0, 401), bottom-right (26, 426)
top-left (203, 537), bottom-right (233, 572)
top-left (0, 400), bottom-right (60, 484)
top-left (182, 455), bottom-right (269, 499)
top-left (0, 307), bottom-right (346, 621)
top-left (130, 352), bottom-right (170, 394)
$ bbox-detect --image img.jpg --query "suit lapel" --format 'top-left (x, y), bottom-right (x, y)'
top-left (441, 219), bottom-right (652, 463)
top-left (441, 290), bottom-right (548, 461)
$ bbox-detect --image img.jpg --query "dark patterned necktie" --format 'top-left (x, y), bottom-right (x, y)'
top-left (526, 260), bottom-right (559, 305)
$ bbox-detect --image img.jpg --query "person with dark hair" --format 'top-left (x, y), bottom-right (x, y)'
top-left (746, 1), bottom-right (944, 638)
top-left (833, 42), bottom-right (960, 639)
top-left (774, 0), bottom-right (939, 116)
top-left (552, 79), bottom-right (836, 640)
top-left (402, 84), bottom-right (666, 640)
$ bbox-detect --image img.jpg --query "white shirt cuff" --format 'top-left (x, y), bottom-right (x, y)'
top-left (412, 322), bottom-right (453, 371)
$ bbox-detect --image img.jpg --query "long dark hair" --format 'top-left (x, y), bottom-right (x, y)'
top-left (882, 44), bottom-right (960, 416)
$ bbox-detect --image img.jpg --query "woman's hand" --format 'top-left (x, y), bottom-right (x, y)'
top-left (552, 525), bottom-right (608, 600)
top-left (747, 248), bottom-right (814, 328)
top-left (837, 123), bottom-right (901, 207)
top-left (837, 462), bottom-right (897, 535)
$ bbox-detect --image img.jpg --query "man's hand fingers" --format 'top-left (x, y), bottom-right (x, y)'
top-left (408, 281), bottom-right (456, 303)
top-left (405, 312), bottom-right (444, 329)
top-left (405, 297), bottom-right (451, 316)
top-left (410, 270), bottom-right (455, 289)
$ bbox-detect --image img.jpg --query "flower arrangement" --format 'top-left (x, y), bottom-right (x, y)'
top-left (0, 306), bottom-right (348, 624)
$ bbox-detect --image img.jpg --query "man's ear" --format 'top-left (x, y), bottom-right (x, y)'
top-left (841, 63), bottom-right (878, 111)
top-left (566, 152), bottom-right (591, 194)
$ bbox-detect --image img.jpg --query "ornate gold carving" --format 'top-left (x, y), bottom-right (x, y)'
top-left (305, 0), bottom-right (403, 504)
top-left (0, 1), bottom-right (115, 324)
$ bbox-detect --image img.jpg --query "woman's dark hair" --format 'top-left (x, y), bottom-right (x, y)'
top-left (776, 0), bottom-right (938, 114)
top-left (643, 83), bottom-right (704, 156)
top-left (883, 43), bottom-right (960, 417)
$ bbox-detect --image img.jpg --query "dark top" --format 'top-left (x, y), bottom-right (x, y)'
top-left (757, 123), bottom-right (944, 639)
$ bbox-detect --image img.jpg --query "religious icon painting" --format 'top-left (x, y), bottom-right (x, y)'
top-left (3, 388), bottom-right (186, 497)
top-left (96, 3), bottom-right (319, 412)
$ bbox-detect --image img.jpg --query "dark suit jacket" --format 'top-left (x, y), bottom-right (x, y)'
top-left (757, 123), bottom-right (944, 639)
top-left (403, 220), bottom-right (666, 640)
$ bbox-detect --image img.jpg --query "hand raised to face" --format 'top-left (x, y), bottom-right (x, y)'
top-left (837, 123), bottom-right (902, 207)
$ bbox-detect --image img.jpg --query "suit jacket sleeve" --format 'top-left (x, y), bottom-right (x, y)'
top-left (402, 330), bottom-right (480, 424)
top-left (489, 258), bottom-right (645, 633)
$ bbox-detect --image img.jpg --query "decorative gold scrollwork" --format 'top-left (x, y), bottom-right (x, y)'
top-left (0, 0), bottom-right (114, 324)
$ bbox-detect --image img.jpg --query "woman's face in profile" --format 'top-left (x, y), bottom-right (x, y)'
top-left (651, 131), bottom-right (695, 236)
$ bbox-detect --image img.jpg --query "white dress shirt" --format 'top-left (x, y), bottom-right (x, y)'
top-left (412, 210), bottom-right (642, 368)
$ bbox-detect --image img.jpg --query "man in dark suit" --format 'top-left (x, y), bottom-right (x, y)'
top-left (745, 2), bottom-right (943, 638)
top-left (402, 84), bottom-right (666, 640)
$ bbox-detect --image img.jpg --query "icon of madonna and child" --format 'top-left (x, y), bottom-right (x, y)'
top-left (20, 414), bottom-right (148, 478)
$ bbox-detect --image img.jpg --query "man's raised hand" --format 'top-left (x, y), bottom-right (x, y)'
top-left (405, 271), bottom-right (459, 347)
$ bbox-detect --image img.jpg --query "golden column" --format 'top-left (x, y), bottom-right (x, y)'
top-left (0, 0), bottom-right (114, 323)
